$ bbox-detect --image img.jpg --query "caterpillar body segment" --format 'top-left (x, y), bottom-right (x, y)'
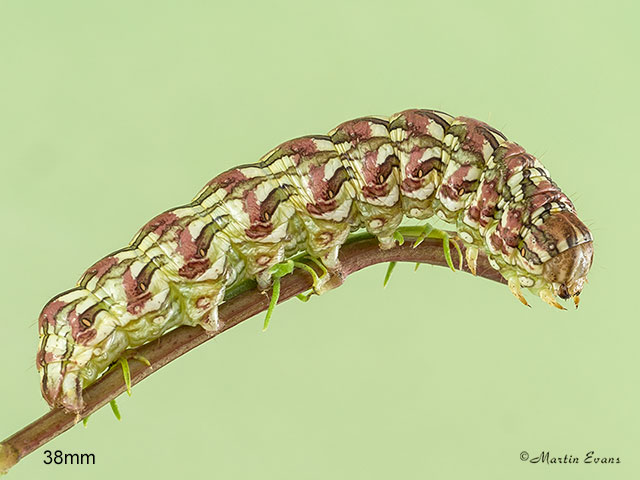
top-left (36, 109), bottom-right (594, 413)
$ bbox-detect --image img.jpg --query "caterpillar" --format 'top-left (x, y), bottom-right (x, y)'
top-left (36, 109), bottom-right (593, 413)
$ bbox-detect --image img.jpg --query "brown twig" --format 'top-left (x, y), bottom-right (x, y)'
top-left (0, 232), bottom-right (505, 475)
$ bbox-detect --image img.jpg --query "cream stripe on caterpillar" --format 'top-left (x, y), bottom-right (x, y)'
top-left (36, 109), bottom-right (594, 413)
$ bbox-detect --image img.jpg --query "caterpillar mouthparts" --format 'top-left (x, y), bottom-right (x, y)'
top-left (544, 243), bottom-right (593, 300)
top-left (36, 109), bottom-right (593, 413)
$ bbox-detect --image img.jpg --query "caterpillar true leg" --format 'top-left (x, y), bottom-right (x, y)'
top-left (539, 286), bottom-right (566, 310)
top-left (506, 274), bottom-right (531, 307)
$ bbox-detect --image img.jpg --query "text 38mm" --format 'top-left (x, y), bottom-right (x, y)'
top-left (43, 450), bottom-right (95, 465)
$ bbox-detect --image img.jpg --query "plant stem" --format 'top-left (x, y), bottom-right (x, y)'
top-left (0, 230), bottom-right (505, 475)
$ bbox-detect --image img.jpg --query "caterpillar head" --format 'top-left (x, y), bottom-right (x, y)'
top-left (543, 241), bottom-right (593, 300)
top-left (529, 210), bottom-right (594, 307)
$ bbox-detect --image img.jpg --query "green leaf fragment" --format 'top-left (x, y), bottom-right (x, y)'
top-left (82, 415), bottom-right (90, 427)
top-left (409, 224), bottom-right (461, 272)
top-left (296, 292), bottom-right (312, 302)
top-left (110, 399), bottom-right (121, 421)
top-left (307, 256), bottom-right (328, 277)
top-left (383, 261), bottom-right (397, 287)
top-left (393, 231), bottom-right (404, 245)
top-left (119, 358), bottom-right (132, 396)
top-left (263, 277), bottom-right (281, 331)
top-left (262, 257), bottom-right (329, 330)
top-left (292, 261), bottom-right (320, 286)
top-left (269, 260), bottom-right (294, 277)
top-left (441, 235), bottom-right (455, 272)
top-left (413, 223), bottom-right (435, 248)
top-left (451, 238), bottom-right (463, 270)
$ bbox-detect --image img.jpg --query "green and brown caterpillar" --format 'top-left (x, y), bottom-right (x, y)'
top-left (36, 109), bottom-right (594, 413)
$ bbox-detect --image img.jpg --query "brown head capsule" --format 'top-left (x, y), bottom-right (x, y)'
top-left (543, 241), bottom-right (593, 299)
top-left (537, 211), bottom-right (594, 302)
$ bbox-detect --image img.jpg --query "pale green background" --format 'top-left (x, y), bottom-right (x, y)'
top-left (0, 1), bottom-right (637, 479)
